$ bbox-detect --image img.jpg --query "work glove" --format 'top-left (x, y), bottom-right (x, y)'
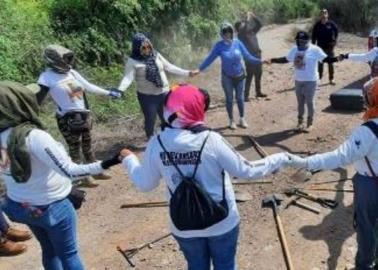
top-left (101, 153), bottom-right (122, 170)
top-left (285, 153), bottom-right (308, 169)
top-left (108, 88), bottom-right (123, 99)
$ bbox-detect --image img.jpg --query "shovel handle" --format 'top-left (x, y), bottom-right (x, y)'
top-left (293, 200), bottom-right (320, 214)
top-left (275, 214), bottom-right (295, 270)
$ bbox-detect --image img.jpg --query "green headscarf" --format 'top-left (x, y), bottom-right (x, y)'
top-left (0, 81), bottom-right (44, 183)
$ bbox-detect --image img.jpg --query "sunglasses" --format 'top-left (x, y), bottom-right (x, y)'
top-left (222, 29), bottom-right (233, 34)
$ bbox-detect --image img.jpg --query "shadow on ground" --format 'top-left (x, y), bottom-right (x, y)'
top-left (299, 168), bottom-right (355, 270)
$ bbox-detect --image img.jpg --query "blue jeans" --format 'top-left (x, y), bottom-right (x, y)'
top-left (353, 173), bottom-right (378, 270)
top-left (137, 92), bottom-right (168, 138)
top-left (0, 210), bottom-right (9, 236)
top-left (174, 225), bottom-right (239, 270)
top-left (2, 198), bottom-right (83, 270)
top-left (221, 74), bottom-right (245, 120)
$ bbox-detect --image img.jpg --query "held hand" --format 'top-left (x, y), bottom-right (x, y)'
top-left (189, 69), bottom-right (200, 77)
top-left (108, 88), bottom-right (123, 99)
top-left (262, 59), bottom-right (272, 65)
top-left (120, 148), bottom-right (134, 159)
top-left (338, 54), bottom-right (348, 61)
top-left (285, 153), bottom-right (308, 169)
top-left (101, 152), bottom-right (122, 170)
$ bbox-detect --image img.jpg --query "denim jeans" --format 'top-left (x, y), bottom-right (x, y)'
top-left (221, 74), bottom-right (245, 120)
top-left (0, 210), bottom-right (9, 236)
top-left (2, 198), bottom-right (83, 270)
top-left (174, 225), bottom-right (239, 270)
top-left (137, 91), bottom-right (168, 138)
top-left (353, 173), bottom-right (378, 270)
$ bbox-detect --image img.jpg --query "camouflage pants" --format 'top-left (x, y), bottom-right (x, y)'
top-left (56, 114), bottom-right (96, 164)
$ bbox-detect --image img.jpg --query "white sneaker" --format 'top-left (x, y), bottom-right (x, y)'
top-left (229, 120), bottom-right (237, 130)
top-left (239, 118), bottom-right (248, 128)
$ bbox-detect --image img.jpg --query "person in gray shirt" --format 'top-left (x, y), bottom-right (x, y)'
top-left (236, 11), bottom-right (266, 100)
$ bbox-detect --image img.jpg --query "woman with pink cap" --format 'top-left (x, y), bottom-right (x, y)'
top-left (117, 84), bottom-right (290, 270)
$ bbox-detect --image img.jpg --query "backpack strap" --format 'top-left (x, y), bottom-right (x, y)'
top-left (157, 131), bottom-right (212, 194)
top-left (362, 121), bottom-right (378, 179)
top-left (191, 132), bottom-right (211, 178)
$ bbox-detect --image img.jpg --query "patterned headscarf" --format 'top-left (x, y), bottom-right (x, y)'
top-left (363, 78), bottom-right (378, 121)
top-left (163, 84), bottom-right (208, 129)
top-left (130, 33), bottom-right (163, 87)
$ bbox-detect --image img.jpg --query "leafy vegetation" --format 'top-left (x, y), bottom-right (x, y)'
top-left (1, 0), bottom-right (376, 130)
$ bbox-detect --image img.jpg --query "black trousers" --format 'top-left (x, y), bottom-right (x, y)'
top-left (244, 62), bottom-right (262, 99)
top-left (318, 46), bottom-right (335, 81)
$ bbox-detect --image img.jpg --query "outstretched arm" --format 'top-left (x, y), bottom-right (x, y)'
top-left (159, 53), bottom-right (190, 77)
top-left (121, 138), bottom-right (162, 192)
top-left (213, 133), bottom-right (288, 179)
top-left (71, 70), bottom-right (109, 96)
top-left (270, 57), bottom-right (289, 64)
top-left (289, 125), bottom-right (376, 171)
top-left (199, 44), bottom-right (220, 72)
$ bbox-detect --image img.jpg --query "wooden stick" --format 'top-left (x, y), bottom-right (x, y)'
top-left (246, 135), bottom-right (269, 158)
top-left (310, 178), bottom-right (352, 185)
top-left (232, 180), bottom-right (273, 185)
top-left (302, 188), bottom-right (354, 193)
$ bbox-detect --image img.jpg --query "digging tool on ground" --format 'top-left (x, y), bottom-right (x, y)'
top-left (310, 178), bottom-right (352, 185)
top-left (262, 194), bottom-right (295, 270)
top-left (284, 188), bottom-right (338, 209)
top-left (285, 198), bottom-right (320, 214)
top-left (302, 187), bottom-right (354, 193)
top-left (232, 180), bottom-right (273, 185)
top-left (120, 201), bottom-right (168, 208)
top-left (117, 233), bottom-right (172, 267)
top-left (246, 136), bottom-right (268, 158)
top-left (120, 192), bottom-right (253, 209)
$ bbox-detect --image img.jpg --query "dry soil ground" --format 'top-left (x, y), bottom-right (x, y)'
top-left (0, 20), bottom-right (372, 270)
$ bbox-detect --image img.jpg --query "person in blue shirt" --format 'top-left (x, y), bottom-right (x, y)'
top-left (195, 22), bottom-right (262, 129)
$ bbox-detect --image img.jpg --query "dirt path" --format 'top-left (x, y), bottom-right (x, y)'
top-left (0, 20), bottom-right (371, 270)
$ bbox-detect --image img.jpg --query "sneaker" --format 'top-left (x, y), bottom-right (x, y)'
top-left (5, 228), bottom-right (32, 242)
top-left (303, 118), bottom-right (314, 133)
top-left (239, 118), bottom-right (249, 128)
top-left (228, 120), bottom-right (237, 130)
top-left (256, 93), bottom-right (267, 98)
top-left (77, 177), bottom-right (99, 188)
top-left (295, 117), bottom-right (305, 132)
top-left (329, 80), bottom-right (336, 85)
top-left (0, 238), bottom-right (27, 256)
top-left (92, 173), bottom-right (111, 180)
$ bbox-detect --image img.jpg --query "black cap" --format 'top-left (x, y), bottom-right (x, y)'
top-left (295, 31), bottom-right (310, 41)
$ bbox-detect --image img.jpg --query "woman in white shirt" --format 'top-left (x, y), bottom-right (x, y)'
top-left (117, 84), bottom-right (290, 270)
top-left (116, 33), bottom-right (195, 139)
top-left (0, 81), bottom-right (121, 270)
top-left (37, 45), bottom-right (122, 187)
top-left (288, 78), bottom-right (378, 270)
top-left (268, 31), bottom-right (340, 132)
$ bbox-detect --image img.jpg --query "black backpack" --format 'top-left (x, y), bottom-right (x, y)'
top-left (157, 132), bottom-right (228, 231)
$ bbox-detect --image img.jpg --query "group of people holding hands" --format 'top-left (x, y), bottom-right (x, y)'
top-left (1, 7), bottom-right (378, 270)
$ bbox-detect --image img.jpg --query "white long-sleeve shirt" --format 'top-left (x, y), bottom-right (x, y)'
top-left (38, 68), bottom-right (110, 116)
top-left (0, 128), bottom-right (104, 205)
top-left (306, 118), bottom-right (378, 176)
top-left (122, 128), bottom-right (288, 238)
top-left (348, 47), bottom-right (378, 77)
top-left (118, 53), bottom-right (190, 95)
top-left (348, 47), bottom-right (378, 63)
